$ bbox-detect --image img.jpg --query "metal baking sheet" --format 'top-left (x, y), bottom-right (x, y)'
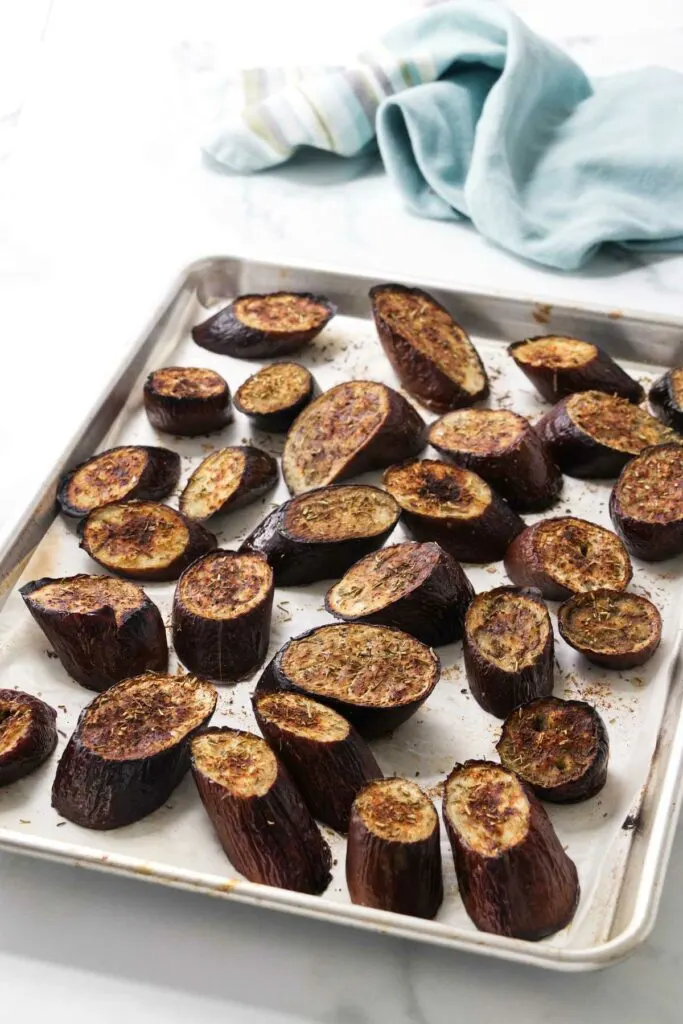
top-left (1, 255), bottom-right (682, 972)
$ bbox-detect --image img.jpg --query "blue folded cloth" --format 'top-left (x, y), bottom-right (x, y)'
top-left (203, 0), bottom-right (683, 270)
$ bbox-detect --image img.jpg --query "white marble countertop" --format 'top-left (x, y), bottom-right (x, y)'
top-left (2, 1), bottom-right (683, 1020)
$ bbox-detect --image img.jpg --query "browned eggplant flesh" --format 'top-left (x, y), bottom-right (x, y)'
top-left (427, 408), bottom-right (562, 512)
top-left (497, 696), bottom-right (609, 803)
top-left (240, 484), bottom-right (400, 586)
top-left (536, 391), bottom-right (675, 478)
top-left (173, 550), bottom-right (273, 682)
top-left (58, 446), bottom-right (180, 518)
top-left (79, 501), bottom-right (216, 581)
top-left (609, 443), bottom-right (683, 561)
top-left (442, 760), bottom-right (579, 939)
top-left (191, 727), bottom-right (332, 893)
top-left (52, 673), bottom-right (217, 829)
top-left (463, 587), bottom-right (554, 718)
top-left (257, 623), bottom-right (440, 738)
top-left (192, 291), bottom-right (336, 359)
top-left (234, 362), bottom-right (318, 432)
top-left (649, 367), bottom-right (683, 433)
top-left (0, 690), bottom-right (57, 786)
top-left (179, 446), bottom-right (278, 522)
top-left (370, 283), bottom-right (489, 412)
top-left (558, 589), bottom-right (662, 669)
top-left (504, 516), bottom-right (632, 600)
top-left (143, 366), bottom-right (233, 436)
top-left (346, 777), bottom-right (443, 918)
top-left (253, 691), bottom-right (382, 833)
top-left (282, 380), bottom-right (425, 494)
top-left (382, 459), bottom-right (524, 563)
top-left (509, 336), bottom-right (644, 404)
top-left (325, 540), bottom-right (474, 646)
top-left (20, 574), bottom-right (168, 691)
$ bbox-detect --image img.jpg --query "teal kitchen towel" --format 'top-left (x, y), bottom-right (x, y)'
top-left (203, 0), bottom-right (683, 270)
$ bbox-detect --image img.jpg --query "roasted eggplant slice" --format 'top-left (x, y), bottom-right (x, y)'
top-left (509, 336), bottom-right (644, 404)
top-left (79, 501), bottom-right (216, 581)
top-left (58, 446), bottom-right (180, 519)
top-left (173, 550), bottom-right (273, 682)
top-left (427, 409), bottom-right (562, 512)
top-left (191, 727), bottom-right (332, 893)
top-left (234, 362), bottom-right (319, 433)
top-left (325, 541), bottom-right (474, 647)
top-left (282, 380), bottom-right (426, 495)
top-left (610, 443), bottom-right (683, 561)
top-left (256, 623), bottom-right (440, 739)
top-left (463, 587), bottom-right (554, 718)
top-left (443, 760), bottom-right (579, 939)
top-left (649, 367), bottom-right (683, 433)
top-left (192, 292), bottom-right (336, 359)
top-left (179, 446), bottom-right (278, 523)
top-left (382, 459), bottom-right (524, 563)
top-left (346, 777), bottom-right (443, 918)
top-left (0, 690), bottom-right (57, 786)
top-left (253, 691), bottom-right (382, 833)
top-left (497, 697), bottom-right (609, 803)
top-left (370, 283), bottom-right (489, 413)
top-left (240, 484), bottom-right (400, 586)
top-left (504, 516), bottom-right (632, 600)
top-left (143, 366), bottom-right (233, 436)
top-left (20, 574), bottom-right (168, 692)
top-left (558, 588), bottom-right (662, 669)
top-left (52, 673), bottom-right (216, 829)
top-left (535, 391), bottom-right (675, 478)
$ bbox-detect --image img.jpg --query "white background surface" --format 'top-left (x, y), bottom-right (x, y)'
top-left (2, 1), bottom-right (683, 1020)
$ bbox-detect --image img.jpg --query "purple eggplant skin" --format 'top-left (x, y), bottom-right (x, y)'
top-left (179, 446), bottom-right (279, 523)
top-left (649, 368), bottom-right (683, 433)
top-left (253, 692), bottom-right (383, 833)
top-left (234, 364), bottom-right (320, 434)
top-left (192, 292), bottom-right (337, 359)
top-left (508, 336), bottom-right (644, 404)
top-left (463, 587), bottom-right (554, 719)
top-left (20, 575), bottom-right (168, 692)
top-left (609, 443), bottom-right (683, 561)
top-left (57, 446), bottom-right (181, 519)
top-left (191, 727), bottom-right (332, 894)
top-left (143, 367), bottom-right (233, 437)
top-left (325, 541), bottom-right (474, 647)
top-left (534, 397), bottom-right (632, 478)
top-left (0, 690), bottom-right (58, 786)
top-left (443, 760), bottom-right (580, 940)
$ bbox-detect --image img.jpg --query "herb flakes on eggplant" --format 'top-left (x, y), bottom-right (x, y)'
top-left (234, 362), bottom-right (319, 433)
top-left (509, 335), bottom-right (644, 404)
top-left (179, 446), bottom-right (278, 522)
top-left (609, 443), bottom-right (683, 561)
top-left (143, 366), bottom-right (233, 436)
top-left (0, 690), bottom-right (57, 786)
top-left (192, 292), bottom-right (336, 359)
top-left (558, 588), bottom-right (662, 669)
top-left (649, 367), bottom-right (683, 433)
top-left (58, 446), bottom-right (180, 519)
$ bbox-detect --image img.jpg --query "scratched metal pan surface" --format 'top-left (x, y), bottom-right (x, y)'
top-left (1, 255), bottom-right (682, 972)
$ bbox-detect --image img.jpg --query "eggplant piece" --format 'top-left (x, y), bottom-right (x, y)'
top-left (504, 516), bottom-right (632, 600)
top-left (442, 760), bottom-right (579, 939)
top-left (649, 367), bottom-right (683, 433)
top-left (58, 446), bottom-right (180, 519)
top-left (234, 362), bottom-right (319, 433)
top-left (282, 380), bottom-right (426, 495)
top-left (253, 691), bottom-right (382, 833)
top-left (535, 391), bottom-right (675, 478)
top-left (240, 484), bottom-right (400, 586)
top-left (558, 588), bottom-right (662, 669)
top-left (509, 335), bottom-right (644, 404)
top-left (325, 541), bottom-right (474, 647)
top-left (52, 672), bottom-right (217, 829)
top-left (191, 727), bottom-right (332, 894)
top-left (609, 443), bottom-right (683, 561)
top-left (79, 500), bottom-right (216, 581)
top-left (20, 574), bottom-right (168, 692)
top-left (143, 366), bottom-right (233, 436)
top-left (382, 459), bottom-right (524, 564)
top-left (256, 623), bottom-right (440, 739)
top-left (428, 409), bottom-right (562, 513)
top-left (192, 291), bottom-right (336, 359)
top-left (370, 283), bottom-right (489, 413)
top-left (179, 446), bottom-right (278, 523)
top-left (346, 777), bottom-right (443, 918)
top-left (497, 696), bottom-right (609, 803)
top-left (173, 550), bottom-right (273, 682)
top-left (0, 690), bottom-right (57, 786)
